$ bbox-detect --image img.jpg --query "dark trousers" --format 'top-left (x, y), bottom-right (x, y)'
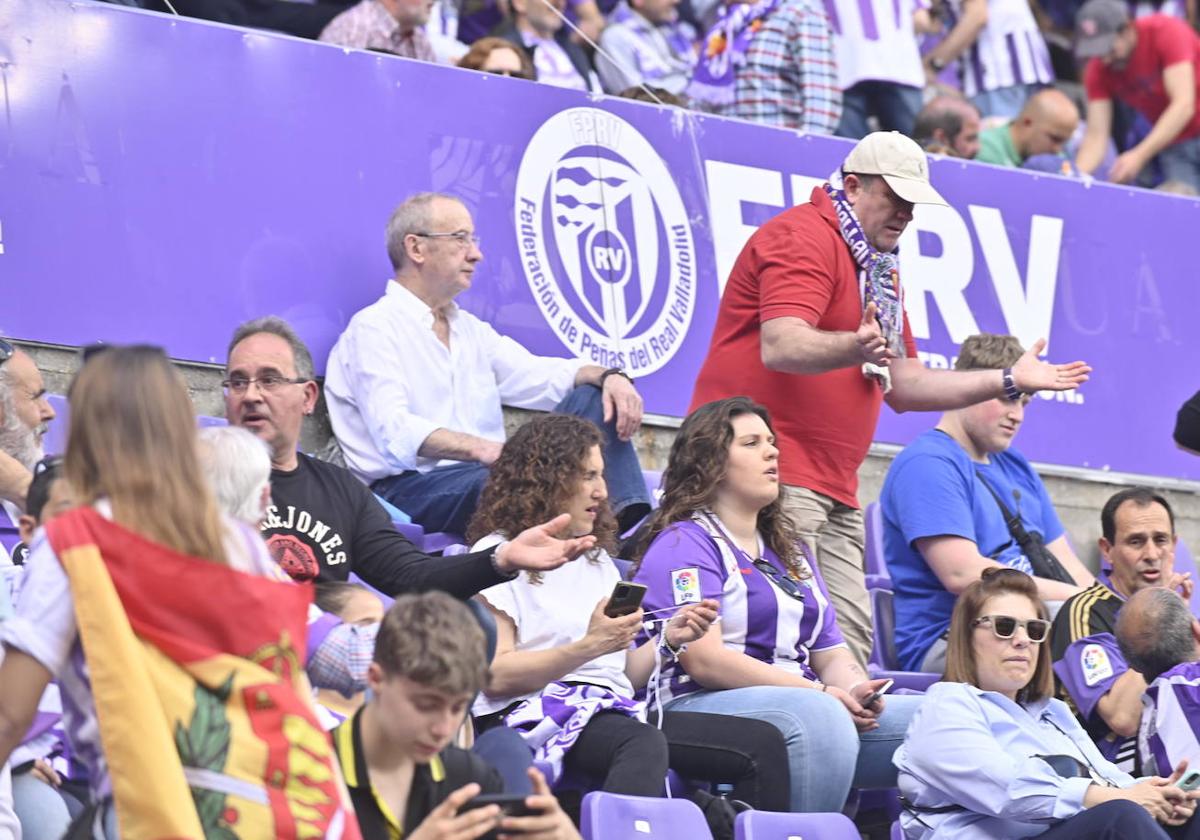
top-left (1037, 799), bottom-right (1200, 840)
top-left (559, 711), bottom-right (789, 809)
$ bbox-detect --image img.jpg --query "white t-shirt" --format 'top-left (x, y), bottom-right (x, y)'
top-left (472, 535), bottom-right (632, 716)
top-left (0, 502), bottom-right (278, 799)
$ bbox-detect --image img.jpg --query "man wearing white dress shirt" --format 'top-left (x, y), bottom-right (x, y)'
top-left (324, 193), bottom-right (651, 537)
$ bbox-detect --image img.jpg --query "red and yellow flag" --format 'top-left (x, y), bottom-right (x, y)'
top-left (46, 507), bottom-right (362, 840)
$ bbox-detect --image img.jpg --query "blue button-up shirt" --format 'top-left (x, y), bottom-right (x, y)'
top-left (894, 682), bottom-right (1134, 838)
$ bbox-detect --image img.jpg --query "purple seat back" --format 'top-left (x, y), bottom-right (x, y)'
top-left (868, 587), bottom-right (941, 692)
top-left (581, 792), bottom-right (711, 840)
top-left (734, 810), bottom-right (858, 839)
top-left (864, 501), bottom-right (889, 586)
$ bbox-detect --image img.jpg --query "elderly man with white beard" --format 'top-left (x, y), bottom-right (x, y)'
top-left (0, 339), bottom-right (57, 565)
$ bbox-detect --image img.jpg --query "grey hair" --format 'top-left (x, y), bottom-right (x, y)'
top-left (197, 425), bottom-right (272, 526)
top-left (385, 192), bottom-right (463, 271)
top-left (0, 361), bottom-right (44, 471)
top-left (1117, 588), bottom-right (1196, 681)
top-left (227, 316), bottom-right (315, 381)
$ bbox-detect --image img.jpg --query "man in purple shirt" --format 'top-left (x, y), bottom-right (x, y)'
top-left (1117, 586), bottom-right (1200, 778)
top-left (1052, 488), bottom-right (1190, 772)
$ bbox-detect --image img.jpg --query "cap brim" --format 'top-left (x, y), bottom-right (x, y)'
top-left (1075, 33), bottom-right (1116, 59)
top-left (883, 174), bottom-right (948, 206)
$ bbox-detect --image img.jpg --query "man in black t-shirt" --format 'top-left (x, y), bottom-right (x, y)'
top-left (224, 316), bottom-right (594, 597)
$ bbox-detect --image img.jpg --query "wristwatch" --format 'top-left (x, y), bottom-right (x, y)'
top-left (1002, 368), bottom-right (1023, 402)
top-left (599, 367), bottom-right (633, 387)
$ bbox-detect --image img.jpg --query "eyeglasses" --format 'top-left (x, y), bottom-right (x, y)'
top-left (413, 231), bottom-right (481, 249)
top-left (34, 455), bottom-right (63, 477)
top-left (221, 374), bottom-right (310, 394)
top-left (973, 614), bottom-right (1050, 643)
top-left (0, 339), bottom-right (13, 367)
top-left (752, 558), bottom-right (806, 602)
top-left (485, 68), bottom-right (527, 78)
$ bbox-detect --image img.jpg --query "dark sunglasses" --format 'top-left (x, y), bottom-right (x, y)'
top-left (0, 338), bottom-right (14, 367)
top-left (752, 558), bottom-right (806, 602)
top-left (485, 68), bottom-right (528, 79)
top-left (973, 614), bottom-right (1050, 643)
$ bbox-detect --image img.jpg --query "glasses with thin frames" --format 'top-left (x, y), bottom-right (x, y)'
top-left (221, 374), bottom-right (310, 394)
top-left (413, 231), bottom-right (481, 249)
top-left (973, 614), bottom-right (1050, 643)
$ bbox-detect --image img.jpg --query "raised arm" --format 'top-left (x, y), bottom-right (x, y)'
top-left (886, 338), bottom-right (1090, 414)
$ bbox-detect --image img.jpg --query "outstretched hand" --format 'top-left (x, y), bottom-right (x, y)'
top-left (1011, 339), bottom-right (1091, 393)
top-left (497, 513), bottom-right (597, 574)
top-left (855, 303), bottom-right (891, 368)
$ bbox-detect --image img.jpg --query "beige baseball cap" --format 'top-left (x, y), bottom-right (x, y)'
top-left (842, 131), bottom-right (948, 206)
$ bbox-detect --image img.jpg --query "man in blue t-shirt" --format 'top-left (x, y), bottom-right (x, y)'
top-left (880, 334), bottom-right (1094, 672)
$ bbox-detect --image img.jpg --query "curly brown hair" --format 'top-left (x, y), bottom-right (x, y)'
top-left (630, 397), bottom-right (805, 578)
top-left (468, 414), bottom-right (616, 580)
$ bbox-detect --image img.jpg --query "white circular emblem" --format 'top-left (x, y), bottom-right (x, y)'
top-left (514, 108), bottom-right (697, 377)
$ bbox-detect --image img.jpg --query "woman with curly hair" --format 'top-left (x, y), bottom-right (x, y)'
top-left (468, 414), bottom-right (792, 822)
top-left (630, 396), bottom-right (923, 814)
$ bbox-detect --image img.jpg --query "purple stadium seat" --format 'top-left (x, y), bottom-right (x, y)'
top-left (197, 414), bottom-right (228, 428)
top-left (864, 501), bottom-right (890, 591)
top-left (867, 587), bottom-right (940, 692)
top-left (734, 810), bottom-right (858, 839)
top-left (581, 792), bottom-right (711, 840)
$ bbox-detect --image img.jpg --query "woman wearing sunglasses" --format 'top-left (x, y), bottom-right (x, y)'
top-left (629, 396), bottom-right (922, 813)
top-left (895, 567), bottom-right (1200, 839)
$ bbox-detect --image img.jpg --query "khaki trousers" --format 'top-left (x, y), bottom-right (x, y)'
top-left (781, 485), bottom-right (872, 667)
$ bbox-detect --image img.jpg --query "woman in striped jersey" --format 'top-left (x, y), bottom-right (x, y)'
top-left (631, 396), bottom-right (923, 813)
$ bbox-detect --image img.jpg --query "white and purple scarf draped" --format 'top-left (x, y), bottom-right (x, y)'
top-left (686, 0), bottom-right (781, 106)
top-left (824, 169), bottom-right (907, 392)
top-left (503, 681), bottom-right (644, 784)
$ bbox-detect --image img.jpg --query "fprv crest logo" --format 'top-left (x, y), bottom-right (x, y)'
top-left (515, 108), bottom-right (697, 376)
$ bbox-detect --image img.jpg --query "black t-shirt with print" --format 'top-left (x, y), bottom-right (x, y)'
top-left (261, 453), bottom-right (505, 598)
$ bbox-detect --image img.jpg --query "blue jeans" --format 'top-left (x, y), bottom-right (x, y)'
top-left (971, 83), bottom-right (1043, 121)
top-left (1158, 133), bottom-right (1200, 192)
top-left (12, 770), bottom-right (72, 840)
top-left (667, 686), bottom-right (922, 812)
top-left (373, 385), bottom-right (649, 536)
top-left (837, 82), bottom-right (923, 139)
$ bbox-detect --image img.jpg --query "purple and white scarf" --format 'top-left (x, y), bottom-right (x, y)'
top-left (503, 681), bottom-right (644, 784)
top-left (824, 170), bottom-right (907, 392)
top-left (686, 0), bottom-right (781, 106)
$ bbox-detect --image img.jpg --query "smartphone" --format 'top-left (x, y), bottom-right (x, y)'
top-left (1177, 769), bottom-right (1200, 791)
top-left (862, 679), bottom-right (895, 709)
top-left (462, 793), bottom-right (538, 839)
top-left (604, 581), bottom-right (647, 618)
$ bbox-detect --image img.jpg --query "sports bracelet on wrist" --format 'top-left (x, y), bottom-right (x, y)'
top-left (489, 541), bottom-right (518, 579)
top-left (1002, 368), bottom-right (1023, 402)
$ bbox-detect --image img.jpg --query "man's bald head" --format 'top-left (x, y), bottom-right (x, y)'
top-left (1011, 89), bottom-right (1080, 160)
top-left (913, 95), bottom-right (982, 159)
top-left (1117, 587), bottom-right (1200, 681)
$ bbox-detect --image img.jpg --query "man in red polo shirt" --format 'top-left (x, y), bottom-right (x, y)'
top-left (1075, 0), bottom-right (1200, 189)
top-left (690, 131), bottom-right (1091, 664)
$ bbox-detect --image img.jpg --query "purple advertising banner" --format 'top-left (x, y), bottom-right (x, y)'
top-left (2, 0), bottom-right (1198, 481)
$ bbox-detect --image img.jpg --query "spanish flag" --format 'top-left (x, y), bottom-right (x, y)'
top-left (46, 507), bottom-right (361, 840)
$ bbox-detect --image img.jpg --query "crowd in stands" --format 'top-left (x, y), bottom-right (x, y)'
top-left (106, 0), bottom-right (1200, 192)
top-left (0, 118), bottom-right (1197, 840)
